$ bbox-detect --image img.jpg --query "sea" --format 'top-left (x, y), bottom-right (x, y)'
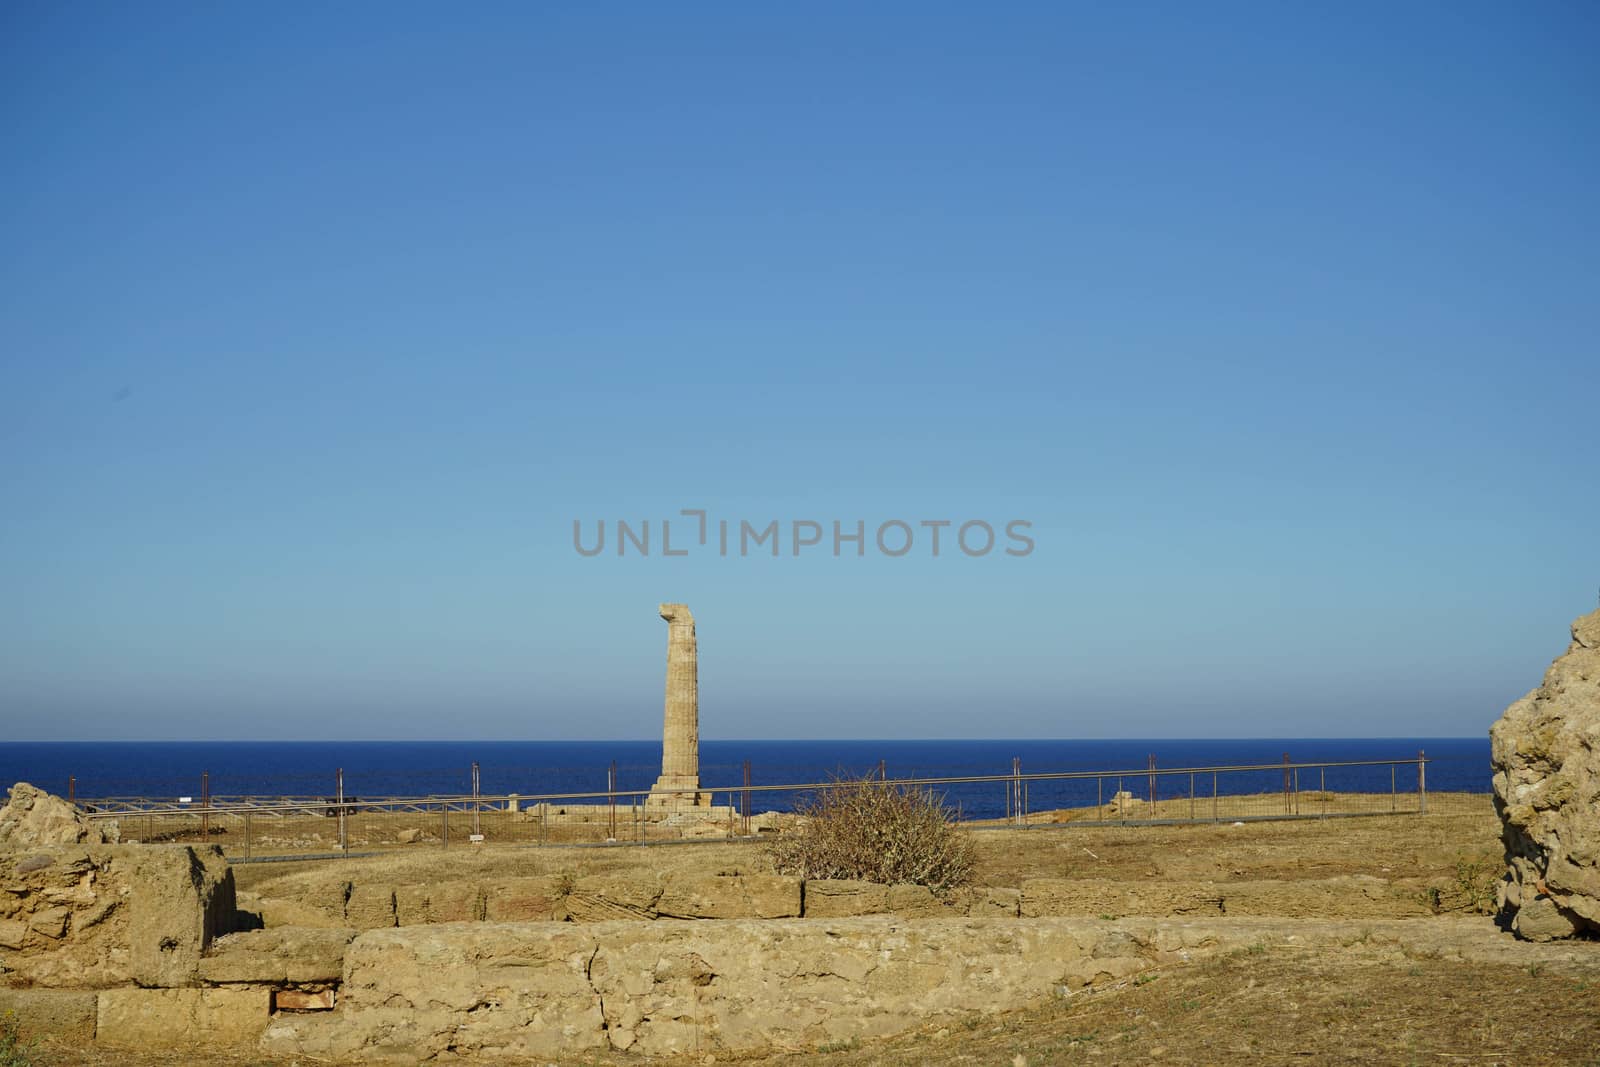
top-left (1, 738), bottom-right (1490, 822)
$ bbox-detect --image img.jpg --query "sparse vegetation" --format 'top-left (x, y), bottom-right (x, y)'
top-left (1452, 856), bottom-right (1499, 914)
top-left (766, 774), bottom-right (977, 891)
top-left (0, 1012), bottom-right (34, 1067)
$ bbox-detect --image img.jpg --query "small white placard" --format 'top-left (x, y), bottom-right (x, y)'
top-left (178, 797), bottom-right (193, 804)
top-left (469, 834), bottom-right (485, 843)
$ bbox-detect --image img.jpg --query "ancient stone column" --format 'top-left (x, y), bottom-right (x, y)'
top-left (650, 603), bottom-right (705, 807)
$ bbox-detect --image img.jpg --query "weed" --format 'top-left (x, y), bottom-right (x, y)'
top-left (1529, 963), bottom-right (1545, 977)
top-left (0, 1012), bottom-right (34, 1067)
top-left (817, 1037), bottom-right (860, 1053)
top-left (1452, 857), bottom-right (1499, 914)
top-left (1134, 973), bottom-right (1158, 986)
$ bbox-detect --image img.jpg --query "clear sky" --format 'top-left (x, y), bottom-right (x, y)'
top-left (2, 2), bottom-right (1595, 742)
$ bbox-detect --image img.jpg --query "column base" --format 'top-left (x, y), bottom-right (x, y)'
top-left (646, 778), bottom-right (711, 810)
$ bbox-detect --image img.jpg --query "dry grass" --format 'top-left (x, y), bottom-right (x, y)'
top-left (719, 950), bottom-right (1600, 1067)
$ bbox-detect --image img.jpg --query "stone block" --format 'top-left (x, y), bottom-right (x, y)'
top-left (0, 988), bottom-right (97, 1042)
top-left (127, 845), bottom-right (238, 987)
top-left (656, 874), bottom-right (802, 919)
top-left (965, 887), bottom-right (1022, 917)
top-left (0, 917), bottom-right (27, 949)
top-left (802, 879), bottom-right (891, 917)
top-left (344, 884), bottom-right (396, 929)
top-left (199, 926), bottom-right (355, 984)
top-left (395, 882), bottom-right (481, 925)
top-left (97, 986), bottom-right (271, 1049)
top-left (483, 876), bottom-right (564, 922)
top-left (563, 875), bottom-right (661, 922)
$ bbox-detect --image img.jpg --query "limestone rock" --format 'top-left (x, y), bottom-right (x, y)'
top-left (0, 783), bottom-right (115, 848)
top-left (656, 874), bottom-right (802, 919)
top-left (343, 884), bottom-right (396, 930)
top-left (803, 879), bottom-right (890, 917)
top-left (97, 987), bottom-right (270, 1049)
top-left (563, 874), bottom-right (662, 922)
top-left (199, 926), bottom-right (356, 984)
top-left (483, 876), bottom-right (566, 922)
top-left (1490, 609), bottom-right (1600, 939)
top-left (0, 989), bottom-right (98, 1043)
top-left (395, 882), bottom-right (481, 925)
top-left (128, 845), bottom-right (239, 987)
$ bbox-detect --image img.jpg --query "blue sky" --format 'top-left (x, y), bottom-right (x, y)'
top-left (2, 2), bottom-right (1595, 741)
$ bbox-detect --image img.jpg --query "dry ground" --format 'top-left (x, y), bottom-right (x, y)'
top-left (231, 793), bottom-right (1503, 901)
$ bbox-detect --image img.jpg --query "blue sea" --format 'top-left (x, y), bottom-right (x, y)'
top-left (1, 738), bottom-right (1489, 821)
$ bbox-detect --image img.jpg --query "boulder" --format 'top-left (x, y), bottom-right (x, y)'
top-left (1490, 608), bottom-right (1600, 939)
top-left (0, 783), bottom-right (116, 848)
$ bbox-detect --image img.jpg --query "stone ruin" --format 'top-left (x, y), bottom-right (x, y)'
top-left (1490, 607), bottom-right (1600, 941)
top-left (648, 602), bottom-right (709, 809)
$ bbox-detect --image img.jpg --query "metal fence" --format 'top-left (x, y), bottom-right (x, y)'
top-left (73, 753), bottom-right (1448, 861)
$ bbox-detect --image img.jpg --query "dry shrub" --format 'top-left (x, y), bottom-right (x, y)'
top-left (766, 774), bottom-right (976, 892)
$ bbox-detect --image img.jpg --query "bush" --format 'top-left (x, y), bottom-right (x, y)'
top-left (766, 774), bottom-right (977, 892)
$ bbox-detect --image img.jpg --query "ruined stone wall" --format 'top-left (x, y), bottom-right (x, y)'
top-left (1490, 608), bottom-right (1600, 941)
top-left (0, 844), bottom-right (237, 988)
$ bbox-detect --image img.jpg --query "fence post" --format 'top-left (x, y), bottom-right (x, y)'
top-left (1390, 764), bottom-right (1396, 813)
top-left (742, 760), bottom-right (751, 836)
top-left (1189, 771), bottom-right (1195, 821)
top-left (472, 762), bottom-right (482, 838)
top-left (442, 804), bottom-right (450, 850)
top-left (1281, 753), bottom-right (1290, 815)
top-left (68, 777), bottom-right (75, 806)
top-left (607, 761), bottom-right (617, 841)
top-left (337, 768), bottom-right (347, 855)
top-left (1321, 766), bottom-right (1327, 819)
top-left (201, 771), bottom-right (210, 841)
top-left (1212, 771), bottom-right (1218, 822)
top-left (1418, 750), bottom-right (1427, 814)
top-left (244, 810), bottom-right (252, 859)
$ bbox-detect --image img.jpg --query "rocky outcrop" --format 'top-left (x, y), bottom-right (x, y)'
top-left (1490, 608), bottom-right (1600, 940)
top-left (0, 782), bottom-right (116, 847)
